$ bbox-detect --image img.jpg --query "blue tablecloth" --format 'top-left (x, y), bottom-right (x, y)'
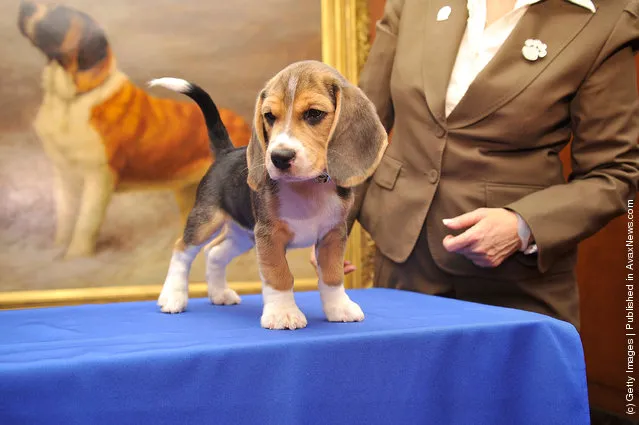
top-left (0, 288), bottom-right (589, 425)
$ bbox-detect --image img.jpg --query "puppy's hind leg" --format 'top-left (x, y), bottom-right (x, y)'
top-left (173, 183), bottom-right (198, 226)
top-left (158, 208), bottom-right (226, 313)
top-left (204, 222), bottom-right (254, 306)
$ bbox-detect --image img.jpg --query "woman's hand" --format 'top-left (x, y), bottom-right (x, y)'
top-left (442, 208), bottom-right (521, 268)
top-left (309, 245), bottom-right (357, 275)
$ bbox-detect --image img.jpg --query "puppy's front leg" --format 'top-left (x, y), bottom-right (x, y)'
top-left (256, 222), bottom-right (307, 330)
top-left (316, 226), bottom-right (364, 323)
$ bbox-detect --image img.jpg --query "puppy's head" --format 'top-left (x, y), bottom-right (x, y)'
top-left (247, 60), bottom-right (387, 190)
top-left (18, 1), bottom-right (113, 92)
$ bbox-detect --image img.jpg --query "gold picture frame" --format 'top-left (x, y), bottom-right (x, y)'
top-left (0, 0), bottom-right (375, 310)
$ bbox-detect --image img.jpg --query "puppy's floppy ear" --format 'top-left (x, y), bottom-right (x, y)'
top-left (326, 81), bottom-right (388, 187)
top-left (247, 90), bottom-right (268, 191)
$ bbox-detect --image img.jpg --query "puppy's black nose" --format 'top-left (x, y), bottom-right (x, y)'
top-left (271, 148), bottom-right (296, 170)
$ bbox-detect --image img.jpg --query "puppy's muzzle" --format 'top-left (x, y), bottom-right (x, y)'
top-left (270, 148), bottom-right (296, 171)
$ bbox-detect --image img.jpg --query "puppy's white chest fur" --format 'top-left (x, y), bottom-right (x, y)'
top-left (278, 181), bottom-right (343, 249)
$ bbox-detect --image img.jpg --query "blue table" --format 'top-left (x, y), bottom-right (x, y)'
top-left (0, 288), bottom-right (589, 425)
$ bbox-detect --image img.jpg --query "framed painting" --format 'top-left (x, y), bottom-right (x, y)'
top-left (0, 0), bottom-right (375, 308)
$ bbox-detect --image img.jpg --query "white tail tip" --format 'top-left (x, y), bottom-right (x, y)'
top-left (147, 77), bottom-right (192, 93)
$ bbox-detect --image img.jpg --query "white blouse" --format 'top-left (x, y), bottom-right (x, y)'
top-left (444, 0), bottom-right (596, 252)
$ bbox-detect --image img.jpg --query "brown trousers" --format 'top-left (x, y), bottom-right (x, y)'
top-left (372, 220), bottom-right (581, 329)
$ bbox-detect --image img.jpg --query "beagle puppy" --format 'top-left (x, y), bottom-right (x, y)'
top-left (150, 60), bottom-right (387, 329)
top-left (18, 1), bottom-right (251, 259)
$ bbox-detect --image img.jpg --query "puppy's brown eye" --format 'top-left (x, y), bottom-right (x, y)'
top-left (304, 109), bottom-right (326, 125)
top-left (264, 112), bottom-right (276, 126)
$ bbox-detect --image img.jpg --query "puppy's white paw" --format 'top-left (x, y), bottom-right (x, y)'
top-left (324, 299), bottom-right (365, 322)
top-left (261, 304), bottom-right (308, 330)
top-left (209, 288), bottom-right (241, 305)
top-left (158, 290), bottom-right (188, 314)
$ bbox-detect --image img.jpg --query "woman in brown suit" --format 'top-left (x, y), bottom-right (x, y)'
top-left (315, 0), bottom-right (638, 329)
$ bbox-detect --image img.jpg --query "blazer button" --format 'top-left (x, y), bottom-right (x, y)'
top-left (435, 126), bottom-right (446, 138)
top-left (428, 169), bottom-right (439, 184)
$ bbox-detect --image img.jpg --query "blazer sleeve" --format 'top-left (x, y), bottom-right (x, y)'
top-left (506, 3), bottom-right (639, 273)
top-left (347, 0), bottom-right (404, 234)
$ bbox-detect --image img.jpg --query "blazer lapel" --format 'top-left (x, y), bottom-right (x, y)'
top-left (446, 0), bottom-right (595, 128)
top-left (421, 0), bottom-right (468, 128)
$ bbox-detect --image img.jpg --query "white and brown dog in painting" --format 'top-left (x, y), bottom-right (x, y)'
top-left (150, 61), bottom-right (388, 329)
top-left (18, 1), bottom-right (251, 259)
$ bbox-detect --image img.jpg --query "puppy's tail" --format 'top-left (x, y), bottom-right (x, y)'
top-left (148, 77), bottom-right (234, 153)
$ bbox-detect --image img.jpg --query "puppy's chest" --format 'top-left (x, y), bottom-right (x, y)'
top-left (277, 185), bottom-right (344, 249)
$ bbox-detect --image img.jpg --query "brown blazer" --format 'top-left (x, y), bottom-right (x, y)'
top-left (354, 0), bottom-right (639, 282)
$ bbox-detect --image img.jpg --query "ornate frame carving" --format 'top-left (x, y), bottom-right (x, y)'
top-left (322, 0), bottom-right (376, 290)
top-left (0, 0), bottom-right (374, 309)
